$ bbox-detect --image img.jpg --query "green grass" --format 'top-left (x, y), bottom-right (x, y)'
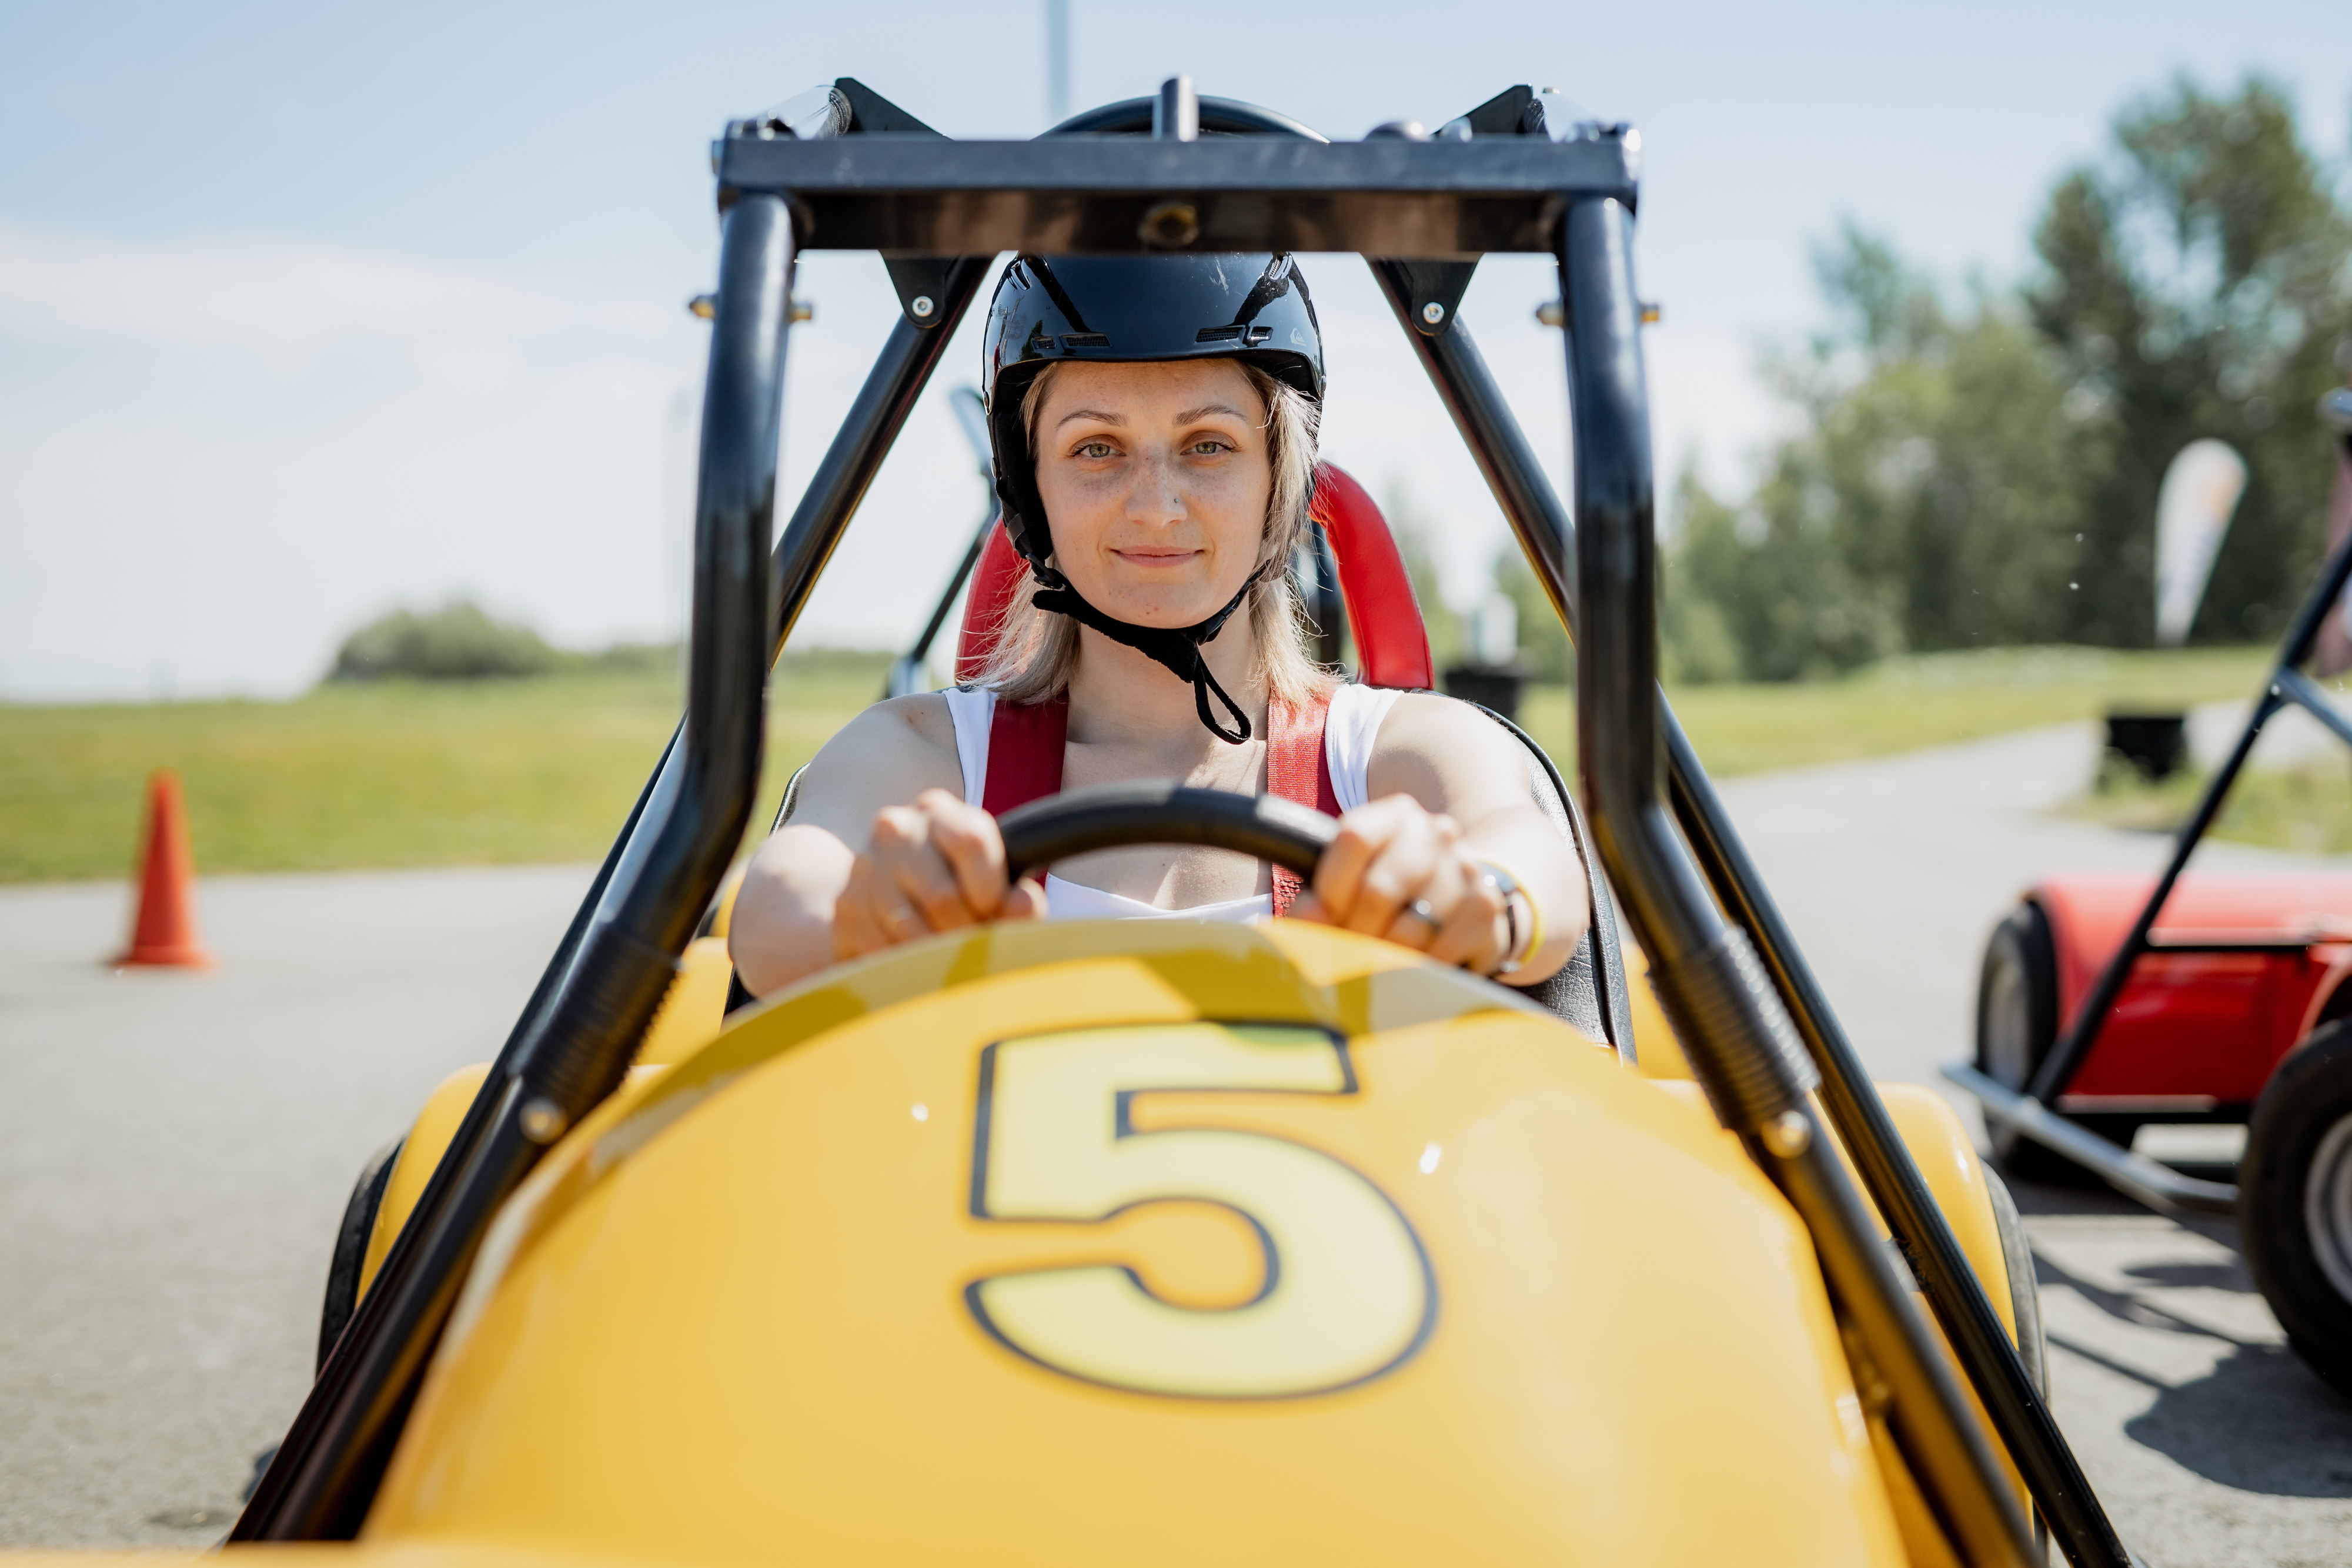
top-left (2, 643), bottom-right (2293, 884)
top-left (1513, 644), bottom-right (2277, 779)
top-left (0, 654), bottom-right (891, 883)
top-left (2074, 759), bottom-right (2352, 855)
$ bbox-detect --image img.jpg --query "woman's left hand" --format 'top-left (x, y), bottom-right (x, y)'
top-left (1292, 794), bottom-right (1512, 973)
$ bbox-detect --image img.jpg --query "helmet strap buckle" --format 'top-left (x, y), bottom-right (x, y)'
top-left (1029, 563), bottom-right (1269, 744)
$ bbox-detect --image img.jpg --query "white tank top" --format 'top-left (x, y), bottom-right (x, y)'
top-left (941, 684), bottom-right (1403, 923)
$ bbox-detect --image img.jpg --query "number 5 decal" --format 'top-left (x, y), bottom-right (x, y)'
top-left (965, 1022), bottom-right (1435, 1399)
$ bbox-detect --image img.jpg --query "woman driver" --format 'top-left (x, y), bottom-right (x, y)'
top-left (729, 253), bottom-right (1588, 996)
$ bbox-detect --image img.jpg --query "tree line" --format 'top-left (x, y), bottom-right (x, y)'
top-left (1663, 76), bottom-right (2352, 684)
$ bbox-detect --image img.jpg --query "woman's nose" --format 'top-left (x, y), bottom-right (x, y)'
top-left (1121, 449), bottom-right (1187, 525)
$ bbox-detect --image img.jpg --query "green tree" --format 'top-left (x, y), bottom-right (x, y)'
top-left (330, 600), bottom-right (563, 681)
top-left (2030, 76), bottom-right (2352, 645)
top-left (1666, 76), bottom-right (2352, 681)
top-left (1668, 230), bottom-right (2084, 680)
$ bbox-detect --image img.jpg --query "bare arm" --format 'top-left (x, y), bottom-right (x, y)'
top-left (728, 696), bottom-right (1041, 997)
top-left (1300, 694), bottom-right (1589, 985)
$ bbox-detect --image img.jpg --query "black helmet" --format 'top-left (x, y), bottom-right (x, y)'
top-left (979, 252), bottom-right (1324, 743)
top-left (983, 253), bottom-right (1322, 570)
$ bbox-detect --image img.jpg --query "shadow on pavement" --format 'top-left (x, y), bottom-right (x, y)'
top-left (2006, 1172), bottom-right (2352, 1499)
top-left (2121, 1342), bottom-right (2352, 1499)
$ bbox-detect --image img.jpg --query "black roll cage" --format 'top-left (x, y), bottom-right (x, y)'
top-left (235, 78), bottom-right (2132, 1568)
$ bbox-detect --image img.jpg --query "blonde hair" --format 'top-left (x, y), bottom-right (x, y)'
top-left (978, 360), bottom-right (1331, 711)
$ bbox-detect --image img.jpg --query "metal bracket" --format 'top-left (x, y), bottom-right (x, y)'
top-left (1398, 86), bottom-right (1545, 336)
top-left (1394, 260), bottom-right (1479, 338)
top-left (830, 78), bottom-right (961, 329)
top-left (881, 257), bottom-right (958, 329)
top-left (833, 76), bottom-right (940, 136)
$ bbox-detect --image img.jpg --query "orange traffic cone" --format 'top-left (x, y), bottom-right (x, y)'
top-left (117, 768), bottom-right (212, 969)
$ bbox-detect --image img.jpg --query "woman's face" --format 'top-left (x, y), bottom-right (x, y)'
top-left (1030, 358), bottom-right (1272, 628)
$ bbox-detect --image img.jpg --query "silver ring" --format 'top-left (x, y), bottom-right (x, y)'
top-left (1405, 899), bottom-right (1439, 930)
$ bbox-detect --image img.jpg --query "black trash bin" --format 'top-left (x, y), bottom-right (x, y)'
top-left (2104, 711), bottom-right (2187, 781)
top-left (1444, 663), bottom-right (1526, 723)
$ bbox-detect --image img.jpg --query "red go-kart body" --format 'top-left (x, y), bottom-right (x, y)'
top-left (2033, 871), bottom-right (2352, 1114)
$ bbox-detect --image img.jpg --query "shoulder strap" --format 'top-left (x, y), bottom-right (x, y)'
top-left (981, 693), bottom-right (1069, 817)
top-left (1267, 691), bottom-right (1338, 917)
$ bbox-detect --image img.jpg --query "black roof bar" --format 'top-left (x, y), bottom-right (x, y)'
top-left (717, 133), bottom-right (1636, 257)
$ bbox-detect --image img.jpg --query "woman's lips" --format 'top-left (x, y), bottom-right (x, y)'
top-left (1111, 548), bottom-right (1202, 569)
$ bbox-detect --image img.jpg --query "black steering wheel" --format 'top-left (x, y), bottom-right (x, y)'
top-left (995, 783), bottom-right (1336, 885)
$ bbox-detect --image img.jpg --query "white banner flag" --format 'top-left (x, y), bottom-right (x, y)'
top-left (2154, 439), bottom-right (2249, 647)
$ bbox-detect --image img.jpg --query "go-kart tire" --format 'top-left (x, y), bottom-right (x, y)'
top-left (1975, 903), bottom-right (2140, 1186)
top-left (318, 1136), bottom-right (403, 1375)
top-left (1980, 1158), bottom-right (2047, 1396)
top-left (2240, 1019), bottom-right (2352, 1399)
top-left (1979, 1158), bottom-right (2049, 1551)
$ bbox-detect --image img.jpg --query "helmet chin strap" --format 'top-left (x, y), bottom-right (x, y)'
top-left (1030, 563), bottom-right (1269, 744)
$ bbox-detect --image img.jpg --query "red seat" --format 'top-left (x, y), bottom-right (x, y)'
top-left (954, 462), bottom-right (1435, 690)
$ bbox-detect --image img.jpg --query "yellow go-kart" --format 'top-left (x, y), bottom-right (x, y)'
top-left (196, 78), bottom-right (2139, 1568)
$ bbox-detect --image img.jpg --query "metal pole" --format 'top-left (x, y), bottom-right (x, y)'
top-left (1665, 714), bottom-right (2133, 1562)
top-left (235, 190), bottom-right (797, 1542)
top-left (770, 259), bottom-right (991, 661)
top-left (889, 386), bottom-right (1003, 697)
top-left (1559, 197), bottom-right (2036, 1568)
top-left (1367, 256), bottom-right (2130, 1568)
top-left (890, 505), bottom-right (1000, 698)
top-left (1044, 0), bottom-right (1071, 126)
top-left (1305, 521), bottom-right (1344, 669)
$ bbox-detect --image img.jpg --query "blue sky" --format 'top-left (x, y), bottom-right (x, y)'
top-left (2, 1), bottom-right (2347, 697)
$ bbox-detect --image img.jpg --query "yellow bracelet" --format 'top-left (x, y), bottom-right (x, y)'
top-left (1476, 859), bottom-right (1544, 975)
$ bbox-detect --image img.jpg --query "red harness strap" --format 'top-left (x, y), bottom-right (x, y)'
top-left (979, 693), bottom-right (1070, 817)
top-left (977, 688), bottom-right (1337, 915)
top-left (1264, 693), bottom-right (1338, 917)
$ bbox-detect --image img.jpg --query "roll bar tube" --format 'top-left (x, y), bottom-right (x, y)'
top-left (1367, 256), bottom-right (2130, 1568)
top-left (1559, 196), bottom-right (2037, 1568)
top-left (890, 389), bottom-right (1004, 698)
top-left (233, 190), bottom-right (796, 1542)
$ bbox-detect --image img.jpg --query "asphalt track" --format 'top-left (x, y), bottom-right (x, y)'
top-left (0, 866), bottom-right (592, 1547)
top-left (2, 713), bottom-right (2348, 1560)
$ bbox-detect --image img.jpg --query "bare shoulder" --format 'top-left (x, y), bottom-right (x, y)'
top-left (1374, 691), bottom-right (1524, 759)
top-left (861, 691), bottom-right (958, 749)
top-left (788, 693), bottom-right (965, 837)
top-left (811, 692), bottom-right (960, 771)
top-left (1365, 691), bottom-right (1533, 815)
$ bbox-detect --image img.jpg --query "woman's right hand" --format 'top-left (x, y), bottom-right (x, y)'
top-left (832, 788), bottom-right (1045, 962)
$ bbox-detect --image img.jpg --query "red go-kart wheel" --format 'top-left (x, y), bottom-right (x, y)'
top-left (1975, 902), bottom-right (2143, 1186)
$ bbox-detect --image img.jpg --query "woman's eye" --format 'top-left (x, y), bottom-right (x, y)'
top-left (1189, 439), bottom-right (1232, 455)
top-left (1074, 442), bottom-right (1116, 459)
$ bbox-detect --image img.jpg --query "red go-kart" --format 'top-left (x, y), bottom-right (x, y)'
top-left (1953, 389), bottom-right (2352, 1398)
